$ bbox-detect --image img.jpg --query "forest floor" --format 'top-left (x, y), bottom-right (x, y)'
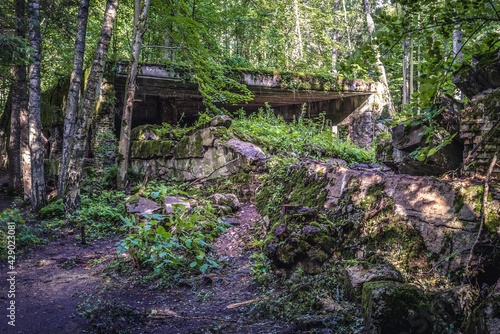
top-left (1, 201), bottom-right (296, 334)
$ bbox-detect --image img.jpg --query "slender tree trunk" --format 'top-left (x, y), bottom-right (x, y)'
top-left (27, 0), bottom-right (46, 211)
top-left (362, 0), bottom-right (395, 116)
top-left (58, 0), bottom-right (90, 198)
top-left (453, 28), bottom-right (463, 101)
top-left (417, 13), bottom-right (421, 114)
top-left (292, 0), bottom-right (303, 65)
top-left (0, 91), bottom-right (12, 169)
top-left (332, 0), bottom-right (340, 72)
top-left (402, 36), bottom-right (409, 106)
top-left (117, 0), bottom-right (150, 190)
top-left (9, 78), bottom-right (23, 194)
top-left (409, 34), bottom-right (414, 101)
top-left (8, 0), bottom-right (28, 194)
top-left (342, 0), bottom-right (351, 53)
top-left (63, 0), bottom-right (119, 215)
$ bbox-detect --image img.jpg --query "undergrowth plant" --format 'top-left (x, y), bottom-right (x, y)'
top-left (0, 209), bottom-right (46, 260)
top-left (118, 201), bottom-right (229, 274)
top-left (231, 103), bottom-right (375, 163)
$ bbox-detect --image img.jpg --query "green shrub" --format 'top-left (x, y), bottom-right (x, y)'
top-left (231, 103), bottom-right (375, 163)
top-left (0, 209), bottom-right (45, 260)
top-left (118, 200), bottom-right (228, 274)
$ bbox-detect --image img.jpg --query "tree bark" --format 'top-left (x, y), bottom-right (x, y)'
top-left (453, 28), bottom-right (463, 101)
top-left (20, 91), bottom-right (31, 202)
top-left (292, 0), bottom-right (303, 65)
top-left (117, 0), bottom-right (150, 190)
top-left (63, 0), bottom-right (119, 215)
top-left (342, 0), bottom-right (351, 53)
top-left (332, 0), bottom-right (340, 72)
top-left (58, 0), bottom-right (90, 198)
top-left (409, 34), bottom-right (414, 101)
top-left (402, 35), bottom-right (409, 106)
top-left (27, 0), bottom-right (46, 211)
top-left (0, 91), bottom-right (12, 169)
top-left (8, 0), bottom-right (28, 194)
top-left (362, 0), bottom-right (395, 116)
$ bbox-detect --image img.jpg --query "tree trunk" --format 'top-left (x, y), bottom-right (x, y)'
top-left (27, 0), bottom-right (46, 211)
top-left (63, 0), bottom-right (119, 215)
top-left (409, 34), bottom-right (414, 101)
top-left (402, 35), bottom-right (409, 106)
top-left (342, 0), bottom-right (351, 53)
top-left (453, 28), bottom-right (463, 101)
top-left (362, 0), bottom-right (395, 116)
top-left (117, 0), bottom-right (150, 190)
top-left (417, 13), bottom-right (421, 114)
top-left (20, 92), bottom-right (31, 202)
top-left (292, 0), bottom-right (303, 65)
top-left (8, 0), bottom-right (28, 194)
top-left (58, 0), bottom-right (90, 198)
top-left (332, 0), bottom-right (340, 72)
top-left (0, 91), bottom-right (12, 169)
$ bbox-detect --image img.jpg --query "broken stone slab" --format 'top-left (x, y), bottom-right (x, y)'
top-left (209, 193), bottom-right (240, 212)
top-left (343, 262), bottom-right (402, 300)
top-left (362, 281), bottom-right (432, 334)
top-left (209, 115), bottom-right (232, 128)
top-left (163, 196), bottom-right (192, 213)
top-left (224, 139), bottom-right (266, 162)
top-left (125, 196), bottom-right (161, 215)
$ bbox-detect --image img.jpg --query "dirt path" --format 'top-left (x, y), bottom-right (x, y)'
top-left (1, 204), bottom-right (295, 334)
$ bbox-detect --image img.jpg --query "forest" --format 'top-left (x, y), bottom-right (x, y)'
top-left (0, 0), bottom-right (500, 333)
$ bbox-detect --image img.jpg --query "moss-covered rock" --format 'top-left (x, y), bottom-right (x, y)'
top-left (362, 281), bottom-right (431, 334)
top-left (343, 262), bottom-right (402, 300)
top-left (130, 124), bottom-right (162, 141)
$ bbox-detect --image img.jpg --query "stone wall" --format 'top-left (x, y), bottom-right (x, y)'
top-left (128, 116), bottom-right (266, 182)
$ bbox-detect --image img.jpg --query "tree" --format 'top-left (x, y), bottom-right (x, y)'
top-left (58, 0), bottom-right (90, 198)
top-left (332, 0), bottom-right (340, 72)
top-left (27, 0), bottom-right (46, 211)
top-left (63, 0), bottom-right (119, 216)
top-left (363, 0), bottom-right (395, 116)
top-left (117, 0), bottom-right (150, 190)
top-left (8, 0), bottom-right (27, 194)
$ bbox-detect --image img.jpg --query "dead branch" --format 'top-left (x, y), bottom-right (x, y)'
top-left (465, 153), bottom-right (497, 277)
top-left (226, 297), bottom-right (270, 309)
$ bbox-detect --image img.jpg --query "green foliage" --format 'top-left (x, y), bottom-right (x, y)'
top-left (140, 180), bottom-right (188, 204)
top-left (0, 209), bottom-right (46, 260)
top-left (231, 103), bottom-right (375, 163)
top-left (383, 105), bottom-right (458, 162)
top-left (117, 201), bottom-right (229, 274)
top-left (38, 191), bottom-right (126, 238)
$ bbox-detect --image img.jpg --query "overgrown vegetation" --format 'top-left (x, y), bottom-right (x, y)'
top-left (230, 104), bottom-right (375, 163)
top-left (118, 202), bottom-right (228, 274)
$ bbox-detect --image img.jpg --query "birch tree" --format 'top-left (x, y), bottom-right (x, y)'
top-left (363, 0), bottom-right (395, 115)
top-left (27, 0), bottom-right (46, 211)
top-left (58, 0), bottom-right (90, 198)
top-left (64, 0), bottom-right (119, 215)
top-left (117, 0), bottom-right (150, 190)
top-left (332, 0), bottom-right (340, 72)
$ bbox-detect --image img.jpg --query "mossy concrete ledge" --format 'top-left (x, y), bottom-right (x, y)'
top-left (129, 116), bottom-right (266, 182)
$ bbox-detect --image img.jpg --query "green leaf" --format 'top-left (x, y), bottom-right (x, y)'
top-left (199, 264), bottom-right (208, 272)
